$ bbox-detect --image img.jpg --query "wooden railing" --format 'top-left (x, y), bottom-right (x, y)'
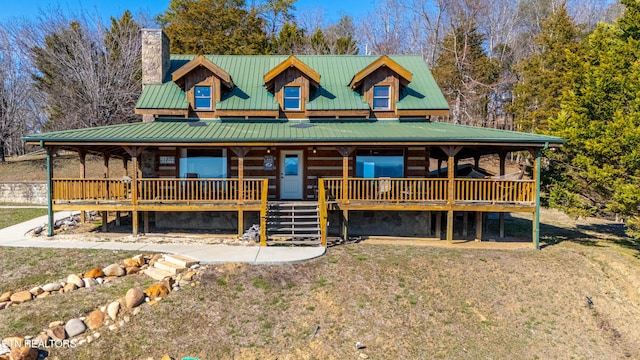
top-left (52, 178), bottom-right (265, 203)
top-left (323, 178), bottom-right (449, 203)
top-left (455, 179), bottom-right (535, 204)
top-left (321, 178), bottom-right (534, 205)
top-left (318, 178), bottom-right (328, 246)
top-left (53, 179), bottom-right (131, 201)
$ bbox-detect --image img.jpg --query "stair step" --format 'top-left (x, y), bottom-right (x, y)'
top-left (153, 259), bottom-right (187, 274)
top-left (267, 240), bottom-right (322, 245)
top-left (163, 254), bottom-right (199, 268)
top-left (267, 214), bottom-right (319, 219)
top-left (268, 226), bottom-right (320, 231)
top-left (267, 221), bottom-right (319, 225)
top-left (143, 267), bottom-right (174, 281)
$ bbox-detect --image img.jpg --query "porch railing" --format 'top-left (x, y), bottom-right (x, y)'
top-left (324, 178), bottom-right (449, 203)
top-left (52, 178), bottom-right (265, 203)
top-left (53, 179), bottom-right (132, 201)
top-left (455, 179), bottom-right (535, 204)
top-left (321, 178), bottom-right (535, 205)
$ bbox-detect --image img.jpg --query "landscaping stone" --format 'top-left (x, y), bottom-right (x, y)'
top-left (0, 342), bottom-right (9, 355)
top-left (36, 292), bottom-right (50, 299)
top-left (67, 274), bottom-right (84, 288)
top-left (103, 276), bottom-right (118, 283)
top-left (0, 292), bottom-right (10, 302)
top-left (65, 318), bottom-right (87, 338)
top-left (28, 287), bottom-right (43, 296)
top-left (182, 271), bottom-right (196, 281)
top-left (48, 321), bottom-right (64, 328)
top-left (85, 310), bottom-right (104, 330)
top-left (9, 291), bottom-right (32, 304)
top-left (82, 278), bottom-right (97, 288)
top-left (8, 346), bottom-right (37, 360)
top-left (144, 284), bottom-right (169, 298)
top-left (125, 266), bottom-right (140, 275)
top-left (47, 326), bottom-right (66, 341)
top-left (148, 254), bottom-right (163, 267)
top-left (96, 278), bottom-right (104, 285)
top-left (32, 334), bottom-right (49, 347)
top-left (161, 355), bottom-right (174, 360)
top-left (107, 301), bottom-right (120, 321)
top-left (42, 282), bottom-right (62, 292)
top-left (125, 288), bottom-right (145, 309)
top-left (63, 283), bottom-right (77, 293)
top-left (84, 268), bottom-right (104, 278)
top-left (123, 257), bottom-right (144, 267)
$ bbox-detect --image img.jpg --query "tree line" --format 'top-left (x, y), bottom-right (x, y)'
top-left (0, 0), bottom-right (639, 236)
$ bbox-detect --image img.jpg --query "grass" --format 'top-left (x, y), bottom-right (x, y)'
top-left (0, 211), bottom-right (639, 359)
top-left (0, 207), bottom-right (48, 230)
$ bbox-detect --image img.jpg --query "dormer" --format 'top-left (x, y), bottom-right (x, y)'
top-left (264, 56), bottom-right (320, 117)
top-left (172, 55), bottom-right (234, 113)
top-left (349, 55), bottom-right (413, 116)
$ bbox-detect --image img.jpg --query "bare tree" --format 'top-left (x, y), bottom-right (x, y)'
top-left (16, 9), bottom-right (142, 131)
top-left (359, 0), bottom-right (412, 54)
top-left (0, 25), bottom-right (44, 161)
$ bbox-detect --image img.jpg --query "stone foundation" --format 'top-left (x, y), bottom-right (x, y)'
top-left (154, 211), bottom-right (259, 232)
top-left (328, 210), bottom-right (436, 238)
top-left (0, 182), bottom-right (47, 204)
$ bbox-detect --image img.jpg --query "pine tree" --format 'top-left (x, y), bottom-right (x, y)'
top-left (156, 0), bottom-right (268, 55)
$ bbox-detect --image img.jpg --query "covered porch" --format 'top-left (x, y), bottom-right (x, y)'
top-left (25, 119), bottom-right (562, 248)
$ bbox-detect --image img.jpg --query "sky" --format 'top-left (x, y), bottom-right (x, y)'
top-left (0, 0), bottom-right (370, 25)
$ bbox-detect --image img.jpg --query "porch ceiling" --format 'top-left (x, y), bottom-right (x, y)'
top-left (25, 119), bottom-right (563, 153)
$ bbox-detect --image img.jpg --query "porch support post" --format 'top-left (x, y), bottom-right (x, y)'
top-left (103, 152), bottom-right (110, 178)
top-left (336, 147), bottom-right (354, 242)
top-left (143, 211), bottom-right (149, 234)
top-left (475, 211), bottom-right (483, 241)
top-left (474, 155), bottom-right (481, 170)
top-left (499, 151), bottom-right (507, 238)
top-left (78, 149), bottom-right (86, 224)
top-left (441, 146), bottom-right (462, 243)
top-left (435, 212), bottom-right (442, 239)
top-left (463, 212), bottom-right (468, 237)
top-left (336, 146), bottom-right (354, 205)
top-left (231, 147), bottom-right (250, 237)
top-left (425, 147), bottom-right (430, 177)
top-left (122, 158), bottom-right (128, 176)
top-left (46, 147), bottom-right (56, 237)
top-left (102, 211), bottom-right (108, 232)
top-left (529, 147), bottom-right (543, 249)
top-left (124, 146), bottom-right (145, 236)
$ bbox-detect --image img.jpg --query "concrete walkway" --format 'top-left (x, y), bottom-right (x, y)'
top-left (0, 212), bottom-right (325, 264)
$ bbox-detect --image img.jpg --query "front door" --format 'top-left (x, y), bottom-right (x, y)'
top-left (280, 150), bottom-right (304, 200)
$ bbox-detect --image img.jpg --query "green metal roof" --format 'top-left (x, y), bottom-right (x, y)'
top-left (136, 82), bottom-right (188, 109)
top-left (135, 55), bottom-right (449, 111)
top-left (26, 119), bottom-right (563, 145)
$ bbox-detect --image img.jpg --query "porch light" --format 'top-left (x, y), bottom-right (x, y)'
top-left (267, 147), bottom-right (271, 154)
top-left (312, 147), bottom-right (317, 154)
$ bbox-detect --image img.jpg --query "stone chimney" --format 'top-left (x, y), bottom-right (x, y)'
top-left (141, 29), bottom-right (170, 85)
top-left (141, 29), bottom-right (170, 121)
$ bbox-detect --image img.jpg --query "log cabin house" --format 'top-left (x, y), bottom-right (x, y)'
top-left (25, 29), bottom-right (562, 248)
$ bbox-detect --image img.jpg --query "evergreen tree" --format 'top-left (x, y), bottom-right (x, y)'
top-left (156, 0), bottom-right (267, 55)
top-left (509, 5), bottom-right (583, 133)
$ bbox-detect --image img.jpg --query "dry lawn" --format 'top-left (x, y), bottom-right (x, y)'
top-left (0, 153), bottom-right (126, 182)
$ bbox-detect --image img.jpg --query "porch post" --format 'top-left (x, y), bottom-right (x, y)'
top-left (78, 149), bottom-right (86, 223)
top-left (473, 155), bottom-right (480, 170)
top-left (337, 147), bottom-right (354, 241)
top-left (425, 147), bottom-right (431, 235)
top-left (124, 146), bottom-right (145, 236)
top-left (442, 146), bottom-right (462, 243)
top-left (46, 147), bottom-right (55, 237)
top-left (122, 158), bottom-right (128, 176)
top-left (531, 148), bottom-right (542, 249)
top-left (475, 211), bottom-right (483, 241)
top-left (231, 147), bottom-right (250, 237)
top-left (103, 152), bottom-right (110, 178)
top-left (499, 151), bottom-right (507, 238)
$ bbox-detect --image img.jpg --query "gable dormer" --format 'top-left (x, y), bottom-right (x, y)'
top-left (172, 55), bottom-right (234, 113)
top-left (264, 56), bottom-right (320, 117)
top-left (349, 55), bottom-right (412, 116)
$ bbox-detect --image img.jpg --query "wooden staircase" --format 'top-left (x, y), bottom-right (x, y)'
top-left (266, 201), bottom-right (322, 245)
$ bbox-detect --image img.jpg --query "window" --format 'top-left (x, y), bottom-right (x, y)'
top-left (284, 155), bottom-right (299, 175)
top-left (283, 86), bottom-right (301, 110)
top-left (372, 85), bottom-right (391, 110)
top-left (194, 86), bottom-right (212, 110)
top-left (356, 149), bottom-right (403, 178)
top-left (180, 149), bottom-right (227, 178)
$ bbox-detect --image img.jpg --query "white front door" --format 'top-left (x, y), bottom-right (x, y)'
top-left (280, 150), bottom-right (304, 200)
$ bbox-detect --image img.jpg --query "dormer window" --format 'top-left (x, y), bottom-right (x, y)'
top-left (373, 85), bottom-right (391, 110)
top-left (194, 86), bottom-right (212, 110)
top-left (283, 86), bottom-right (301, 110)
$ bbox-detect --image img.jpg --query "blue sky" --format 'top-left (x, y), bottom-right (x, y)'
top-left (0, 0), bottom-right (369, 24)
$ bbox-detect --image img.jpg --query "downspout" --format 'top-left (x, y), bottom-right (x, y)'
top-left (534, 142), bottom-right (549, 250)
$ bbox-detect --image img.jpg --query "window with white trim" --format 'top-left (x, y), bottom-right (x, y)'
top-left (372, 85), bottom-right (391, 110)
top-left (194, 86), bottom-right (212, 110)
top-left (283, 86), bottom-right (301, 110)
